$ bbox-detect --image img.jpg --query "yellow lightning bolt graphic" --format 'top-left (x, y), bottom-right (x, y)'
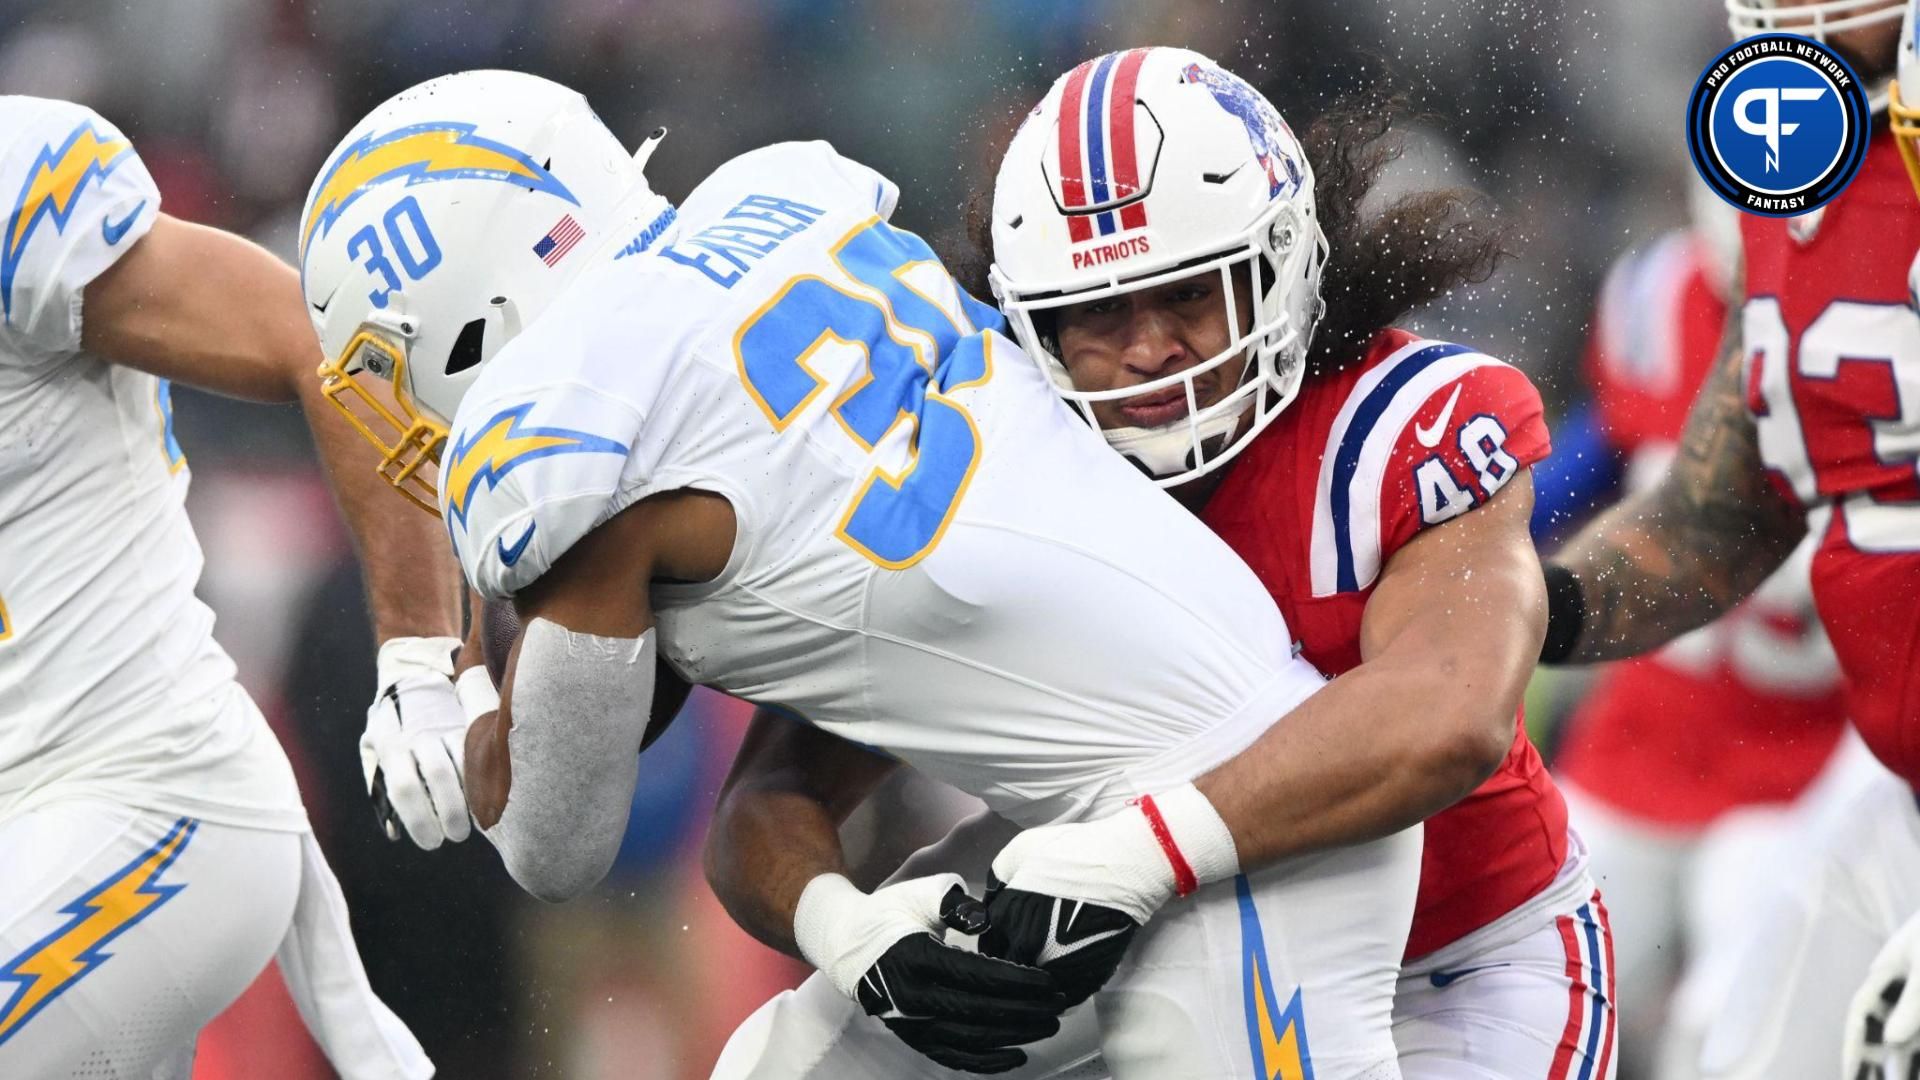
top-left (0, 818), bottom-right (195, 1044)
top-left (7, 126), bottom-right (128, 258)
top-left (440, 405), bottom-right (621, 525)
top-left (1250, 960), bottom-right (1311, 1080)
top-left (302, 125), bottom-right (562, 256)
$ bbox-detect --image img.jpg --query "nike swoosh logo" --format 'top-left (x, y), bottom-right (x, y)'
top-left (1428, 961), bottom-right (1511, 988)
top-left (311, 282), bottom-right (341, 317)
top-left (497, 521), bottom-right (536, 566)
top-left (1041, 899), bottom-right (1127, 963)
top-left (102, 200), bottom-right (146, 246)
top-left (1413, 383), bottom-right (1464, 448)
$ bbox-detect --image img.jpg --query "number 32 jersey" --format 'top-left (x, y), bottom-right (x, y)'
top-left (1742, 129), bottom-right (1920, 786)
top-left (0, 97), bottom-right (304, 829)
top-left (445, 142), bottom-right (1328, 826)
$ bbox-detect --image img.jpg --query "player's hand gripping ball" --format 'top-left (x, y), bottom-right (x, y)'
top-left (797, 872), bottom-right (1068, 1074)
top-left (981, 785), bottom-right (1239, 1007)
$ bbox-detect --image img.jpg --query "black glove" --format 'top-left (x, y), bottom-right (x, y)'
top-left (801, 873), bottom-right (1069, 1074)
top-left (980, 873), bottom-right (1139, 1010)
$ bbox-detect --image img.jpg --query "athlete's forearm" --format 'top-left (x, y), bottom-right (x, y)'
top-left (706, 780), bottom-right (858, 959)
top-left (299, 378), bottom-right (461, 643)
top-left (705, 709), bottom-right (899, 958)
top-left (1545, 319), bottom-right (1804, 663)
top-left (1194, 598), bottom-right (1530, 869)
top-left (1195, 477), bottom-right (1542, 869)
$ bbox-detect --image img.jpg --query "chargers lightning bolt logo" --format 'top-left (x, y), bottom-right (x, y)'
top-left (440, 403), bottom-right (625, 528)
top-left (0, 817), bottom-right (197, 1046)
top-left (1236, 876), bottom-right (1315, 1079)
top-left (2, 121), bottom-right (135, 321)
top-left (302, 121), bottom-right (577, 259)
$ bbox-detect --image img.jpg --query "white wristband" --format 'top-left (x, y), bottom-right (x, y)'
top-left (793, 873), bottom-right (866, 995)
top-left (453, 665), bottom-right (500, 721)
top-left (1140, 783), bottom-right (1240, 896)
top-left (375, 635), bottom-right (460, 693)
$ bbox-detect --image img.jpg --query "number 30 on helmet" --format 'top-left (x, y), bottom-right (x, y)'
top-left (298, 69), bottom-right (669, 513)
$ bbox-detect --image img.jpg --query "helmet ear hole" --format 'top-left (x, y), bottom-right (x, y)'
top-left (445, 317), bottom-right (488, 375)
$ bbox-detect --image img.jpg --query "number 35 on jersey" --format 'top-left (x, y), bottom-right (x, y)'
top-left (734, 216), bottom-right (1003, 568)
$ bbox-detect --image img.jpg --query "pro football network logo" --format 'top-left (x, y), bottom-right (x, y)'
top-left (1686, 34), bottom-right (1868, 216)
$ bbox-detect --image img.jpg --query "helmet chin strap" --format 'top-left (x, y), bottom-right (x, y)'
top-left (633, 127), bottom-right (668, 172)
top-left (490, 296), bottom-right (524, 339)
top-left (1099, 343), bottom-right (1263, 480)
top-left (1104, 393), bottom-right (1253, 479)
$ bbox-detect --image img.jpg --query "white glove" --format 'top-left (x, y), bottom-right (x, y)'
top-left (980, 784), bottom-right (1238, 1008)
top-left (1846, 910), bottom-right (1920, 1079)
top-left (361, 637), bottom-right (499, 849)
top-left (988, 783), bottom-right (1240, 926)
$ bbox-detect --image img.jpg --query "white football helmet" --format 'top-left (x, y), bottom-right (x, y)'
top-left (1725, 0), bottom-right (1902, 42)
top-left (1892, 0), bottom-right (1920, 197)
top-left (988, 47), bottom-right (1327, 487)
top-left (300, 69), bottom-right (671, 512)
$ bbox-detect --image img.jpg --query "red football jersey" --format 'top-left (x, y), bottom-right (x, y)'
top-left (1742, 130), bottom-right (1920, 786)
top-left (1202, 327), bottom-right (1565, 960)
top-left (1556, 231), bottom-right (1849, 827)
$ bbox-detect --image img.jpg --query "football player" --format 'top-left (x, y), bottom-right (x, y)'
top-left (0, 97), bottom-right (439, 1076)
top-left (302, 70), bottom-right (1430, 1079)
top-left (711, 48), bottom-right (1609, 1080)
top-left (1536, 1), bottom-right (1920, 1077)
top-left (1548, 189), bottom-right (1850, 1078)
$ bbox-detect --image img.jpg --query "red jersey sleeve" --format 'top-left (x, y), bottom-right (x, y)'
top-left (1377, 359), bottom-right (1549, 563)
top-left (1307, 336), bottom-right (1549, 596)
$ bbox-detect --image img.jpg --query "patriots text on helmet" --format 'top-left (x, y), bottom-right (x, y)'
top-left (1071, 235), bottom-right (1152, 270)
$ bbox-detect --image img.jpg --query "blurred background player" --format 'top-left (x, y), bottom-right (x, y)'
top-left (713, 48), bottom-right (1603, 1080)
top-left (1538, 1), bottom-right (1920, 1077)
top-left (1539, 186), bottom-right (1851, 1079)
top-left (0, 95), bottom-right (438, 1076)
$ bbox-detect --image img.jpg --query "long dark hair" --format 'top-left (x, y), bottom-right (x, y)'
top-left (950, 81), bottom-right (1512, 379)
top-left (1302, 82), bottom-right (1510, 375)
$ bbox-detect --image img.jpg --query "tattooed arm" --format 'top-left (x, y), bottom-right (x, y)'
top-left (1543, 315), bottom-right (1806, 663)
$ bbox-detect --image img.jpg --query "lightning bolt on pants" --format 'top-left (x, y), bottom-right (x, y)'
top-left (0, 798), bottom-right (299, 1077)
top-left (714, 811), bottom-right (1421, 1080)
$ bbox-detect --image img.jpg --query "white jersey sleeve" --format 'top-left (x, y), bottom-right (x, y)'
top-left (440, 373), bottom-right (650, 601)
top-left (0, 96), bottom-right (160, 362)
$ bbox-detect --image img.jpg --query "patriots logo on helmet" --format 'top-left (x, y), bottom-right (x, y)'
top-left (302, 121), bottom-right (578, 260)
top-left (1054, 48), bottom-right (1160, 243)
top-left (1181, 62), bottom-right (1302, 199)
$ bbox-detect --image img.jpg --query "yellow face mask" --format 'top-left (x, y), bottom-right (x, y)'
top-left (1894, 79), bottom-right (1920, 202)
top-left (315, 329), bottom-right (446, 516)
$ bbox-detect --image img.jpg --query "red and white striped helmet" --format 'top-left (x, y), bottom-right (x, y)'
top-left (989, 47), bottom-right (1327, 486)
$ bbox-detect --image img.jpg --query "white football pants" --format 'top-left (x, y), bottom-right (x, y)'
top-left (713, 814), bottom-right (1615, 1080)
top-left (0, 798), bottom-right (430, 1079)
top-left (714, 808), bottom-right (1420, 1079)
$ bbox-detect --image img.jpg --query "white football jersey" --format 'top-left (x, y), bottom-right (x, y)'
top-left (447, 142), bottom-right (1325, 826)
top-left (0, 97), bottom-right (303, 830)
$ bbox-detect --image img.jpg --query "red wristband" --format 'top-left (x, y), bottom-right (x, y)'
top-left (1134, 794), bottom-right (1199, 898)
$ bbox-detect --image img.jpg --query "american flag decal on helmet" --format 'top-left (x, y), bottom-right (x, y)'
top-left (532, 214), bottom-right (585, 266)
top-left (1057, 48), bottom-right (1152, 243)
